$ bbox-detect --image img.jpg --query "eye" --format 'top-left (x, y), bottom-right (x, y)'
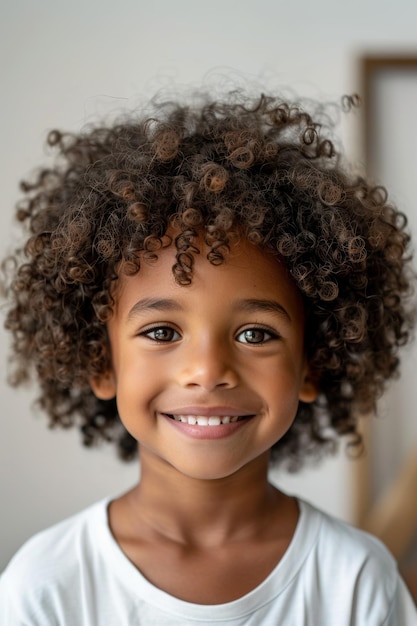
top-left (236, 327), bottom-right (278, 344)
top-left (141, 326), bottom-right (181, 342)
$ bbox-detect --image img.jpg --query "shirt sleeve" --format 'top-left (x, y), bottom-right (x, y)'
top-left (0, 567), bottom-right (58, 626)
top-left (0, 571), bottom-right (30, 626)
top-left (384, 576), bottom-right (417, 625)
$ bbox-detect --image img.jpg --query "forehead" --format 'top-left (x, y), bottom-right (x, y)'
top-left (112, 238), bottom-right (305, 324)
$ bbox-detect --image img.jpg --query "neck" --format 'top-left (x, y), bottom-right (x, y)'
top-left (123, 448), bottom-right (289, 548)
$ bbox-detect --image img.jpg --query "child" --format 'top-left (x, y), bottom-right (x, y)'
top-left (0, 92), bottom-right (416, 624)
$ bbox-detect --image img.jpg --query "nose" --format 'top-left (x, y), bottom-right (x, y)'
top-left (177, 333), bottom-right (239, 391)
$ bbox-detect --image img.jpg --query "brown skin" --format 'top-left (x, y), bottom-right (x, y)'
top-left (108, 454), bottom-right (298, 604)
top-left (91, 237), bottom-right (317, 604)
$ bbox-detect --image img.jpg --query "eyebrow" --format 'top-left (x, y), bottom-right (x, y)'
top-left (127, 297), bottom-right (291, 322)
top-left (127, 298), bottom-right (182, 320)
top-left (234, 299), bottom-right (291, 322)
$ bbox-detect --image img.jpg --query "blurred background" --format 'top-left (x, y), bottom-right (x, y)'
top-left (1, 0), bottom-right (416, 592)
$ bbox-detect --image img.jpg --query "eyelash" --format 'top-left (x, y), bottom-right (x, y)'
top-left (140, 325), bottom-right (181, 343)
top-left (235, 326), bottom-right (279, 345)
top-left (139, 325), bottom-right (279, 345)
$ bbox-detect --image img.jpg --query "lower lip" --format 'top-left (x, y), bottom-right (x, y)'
top-left (161, 414), bottom-right (254, 440)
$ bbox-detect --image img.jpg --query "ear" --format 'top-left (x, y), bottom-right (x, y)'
top-left (298, 364), bottom-right (319, 403)
top-left (89, 370), bottom-right (117, 400)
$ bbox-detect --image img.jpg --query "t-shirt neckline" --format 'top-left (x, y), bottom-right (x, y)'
top-left (95, 496), bottom-right (321, 621)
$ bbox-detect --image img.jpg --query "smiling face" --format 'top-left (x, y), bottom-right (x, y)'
top-left (90, 238), bottom-right (317, 480)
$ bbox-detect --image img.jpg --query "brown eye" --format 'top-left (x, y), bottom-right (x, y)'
top-left (142, 327), bottom-right (180, 342)
top-left (236, 328), bottom-right (276, 344)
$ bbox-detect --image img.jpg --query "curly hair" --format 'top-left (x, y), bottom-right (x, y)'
top-left (2, 92), bottom-right (415, 469)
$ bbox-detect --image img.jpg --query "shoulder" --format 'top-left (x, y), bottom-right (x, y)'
top-left (301, 498), bottom-right (395, 562)
top-left (296, 499), bottom-right (416, 623)
top-left (2, 498), bottom-right (109, 577)
top-left (299, 498), bottom-right (396, 578)
top-left (0, 499), bottom-right (109, 622)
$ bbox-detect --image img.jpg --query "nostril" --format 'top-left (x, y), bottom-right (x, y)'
top-left (177, 345), bottom-right (240, 390)
top-left (180, 368), bottom-right (239, 391)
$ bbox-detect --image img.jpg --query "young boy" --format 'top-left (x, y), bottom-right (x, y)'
top-left (0, 92), bottom-right (416, 624)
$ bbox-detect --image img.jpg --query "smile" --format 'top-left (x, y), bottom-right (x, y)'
top-left (166, 414), bottom-right (253, 426)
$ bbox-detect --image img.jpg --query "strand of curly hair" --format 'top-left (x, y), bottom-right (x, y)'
top-left (2, 92), bottom-right (415, 469)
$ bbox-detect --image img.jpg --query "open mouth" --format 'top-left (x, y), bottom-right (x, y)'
top-left (165, 414), bottom-right (254, 426)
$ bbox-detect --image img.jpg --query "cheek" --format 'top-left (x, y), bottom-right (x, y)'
top-left (119, 359), bottom-right (161, 395)
top-left (111, 352), bottom-right (161, 416)
top-left (256, 353), bottom-right (305, 390)
top-left (258, 359), bottom-right (306, 413)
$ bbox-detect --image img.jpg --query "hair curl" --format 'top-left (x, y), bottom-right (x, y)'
top-left (2, 92), bottom-right (415, 469)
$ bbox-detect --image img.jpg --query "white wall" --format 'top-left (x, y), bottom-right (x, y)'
top-left (1, 0), bottom-right (417, 572)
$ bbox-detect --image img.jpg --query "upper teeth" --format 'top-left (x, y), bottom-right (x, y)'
top-left (171, 415), bottom-right (240, 425)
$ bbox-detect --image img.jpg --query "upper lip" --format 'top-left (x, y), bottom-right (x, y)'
top-left (161, 406), bottom-right (256, 417)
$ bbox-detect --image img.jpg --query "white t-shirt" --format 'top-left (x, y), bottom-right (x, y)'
top-left (0, 497), bottom-right (415, 625)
